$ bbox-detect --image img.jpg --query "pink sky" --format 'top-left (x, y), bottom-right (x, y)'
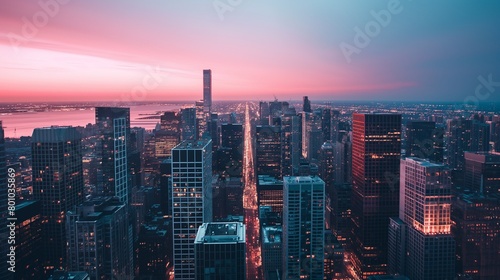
top-left (1, 1), bottom-right (497, 102)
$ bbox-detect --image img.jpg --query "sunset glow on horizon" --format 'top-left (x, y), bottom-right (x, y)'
top-left (1, 0), bottom-right (499, 102)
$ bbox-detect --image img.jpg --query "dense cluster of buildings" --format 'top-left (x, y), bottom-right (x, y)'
top-left (0, 70), bottom-right (499, 280)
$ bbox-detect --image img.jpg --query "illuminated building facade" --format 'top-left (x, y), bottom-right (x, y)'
top-left (452, 193), bottom-right (500, 279)
top-left (256, 125), bottom-right (281, 179)
top-left (350, 113), bottom-right (401, 279)
top-left (389, 158), bottom-right (455, 280)
top-left (283, 176), bottom-right (325, 280)
top-left (32, 126), bottom-right (84, 273)
top-left (66, 197), bottom-right (131, 279)
top-left (172, 139), bottom-right (213, 279)
top-left (95, 107), bottom-right (130, 204)
top-left (464, 151), bottom-right (500, 196)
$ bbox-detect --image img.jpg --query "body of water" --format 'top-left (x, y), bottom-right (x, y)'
top-left (0, 104), bottom-right (187, 138)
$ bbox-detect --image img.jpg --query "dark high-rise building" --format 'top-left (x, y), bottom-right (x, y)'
top-left (388, 158), bottom-right (455, 280)
top-left (221, 123), bottom-right (243, 152)
top-left (14, 201), bottom-right (43, 280)
top-left (322, 109), bottom-right (332, 142)
top-left (32, 126), bottom-right (85, 274)
top-left (261, 225), bottom-right (282, 279)
top-left (221, 123), bottom-right (243, 173)
top-left (180, 107), bottom-right (197, 141)
top-left (256, 125), bottom-right (281, 179)
top-left (492, 120), bottom-right (500, 152)
top-left (280, 108), bottom-right (301, 177)
top-left (333, 136), bottom-right (352, 185)
top-left (137, 213), bottom-right (172, 279)
top-left (405, 121), bottom-right (444, 163)
top-left (172, 140), bottom-right (213, 279)
top-left (194, 222), bottom-right (246, 280)
top-left (257, 175), bottom-right (284, 216)
top-left (324, 230), bottom-right (346, 280)
top-left (350, 113), bottom-right (401, 279)
top-left (196, 100), bottom-right (208, 140)
top-left (330, 183), bottom-right (351, 248)
top-left (283, 176), bottom-right (325, 279)
top-left (160, 158), bottom-right (172, 215)
top-left (470, 121), bottom-right (490, 152)
top-left (161, 111), bottom-right (181, 132)
top-left (259, 101), bottom-right (270, 125)
top-left (447, 118), bottom-right (472, 170)
top-left (303, 96), bottom-right (312, 113)
top-left (95, 107), bottom-right (131, 204)
top-left (464, 151), bottom-right (500, 195)
top-left (203, 69), bottom-right (212, 113)
top-left (66, 197), bottom-right (132, 279)
top-left (320, 141), bottom-right (335, 194)
top-left (209, 113), bottom-right (220, 152)
top-left (452, 193), bottom-right (500, 279)
top-left (215, 147), bottom-right (242, 178)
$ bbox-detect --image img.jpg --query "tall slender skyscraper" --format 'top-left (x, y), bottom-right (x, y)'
top-left (32, 126), bottom-right (84, 274)
top-left (172, 139), bottom-right (213, 279)
top-left (389, 158), bottom-right (455, 280)
top-left (350, 113), bottom-right (401, 279)
top-left (203, 69), bottom-right (212, 113)
top-left (303, 96), bottom-right (312, 113)
top-left (256, 125), bottom-right (281, 179)
top-left (180, 107), bottom-right (197, 141)
top-left (95, 107), bottom-right (130, 205)
top-left (280, 108), bottom-right (300, 177)
top-left (283, 176), bottom-right (325, 279)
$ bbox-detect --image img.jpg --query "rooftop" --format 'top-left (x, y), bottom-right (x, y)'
top-left (405, 157), bottom-right (446, 168)
top-left (283, 175), bottom-right (324, 185)
top-left (173, 139), bottom-right (211, 150)
top-left (195, 222), bottom-right (245, 244)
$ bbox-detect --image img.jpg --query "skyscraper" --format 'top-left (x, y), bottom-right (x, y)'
top-left (180, 107), bottom-right (197, 141)
top-left (405, 121), bottom-right (444, 163)
top-left (350, 113), bottom-right (401, 279)
top-left (172, 139), bottom-right (213, 279)
top-left (13, 200), bottom-right (43, 280)
top-left (194, 222), bottom-right (246, 280)
top-left (203, 69), bottom-right (212, 113)
top-left (283, 176), bottom-right (325, 279)
top-left (221, 123), bottom-right (243, 175)
top-left (95, 107), bottom-right (130, 204)
top-left (66, 197), bottom-right (132, 279)
top-left (280, 108), bottom-right (301, 177)
top-left (256, 125), bottom-right (281, 179)
top-left (464, 151), bottom-right (500, 195)
top-left (389, 158), bottom-right (455, 280)
top-left (452, 193), bottom-right (500, 279)
top-left (303, 96), bottom-right (312, 113)
top-left (196, 100), bottom-right (208, 140)
top-left (447, 118), bottom-right (472, 170)
top-left (32, 126), bottom-right (84, 273)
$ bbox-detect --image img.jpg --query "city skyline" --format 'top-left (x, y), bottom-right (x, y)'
top-left (1, 1), bottom-right (500, 102)
top-left (1, 2), bottom-right (500, 280)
